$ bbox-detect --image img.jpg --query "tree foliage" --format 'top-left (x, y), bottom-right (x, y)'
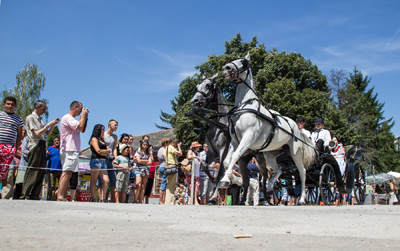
top-left (1, 63), bottom-right (47, 121)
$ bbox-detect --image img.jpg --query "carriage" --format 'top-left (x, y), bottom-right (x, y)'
top-left (266, 144), bottom-right (366, 205)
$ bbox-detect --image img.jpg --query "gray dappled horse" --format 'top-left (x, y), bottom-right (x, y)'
top-left (190, 73), bottom-right (268, 205)
top-left (219, 53), bottom-right (315, 205)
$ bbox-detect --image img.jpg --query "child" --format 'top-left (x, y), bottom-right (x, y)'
top-left (113, 144), bottom-right (133, 203)
top-left (175, 178), bottom-right (187, 205)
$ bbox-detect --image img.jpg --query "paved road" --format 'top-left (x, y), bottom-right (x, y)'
top-left (1, 200), bottom-right (399, 250)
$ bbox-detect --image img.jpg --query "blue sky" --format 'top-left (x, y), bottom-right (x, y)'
top-left (1, 0), bottom-right (399, 148)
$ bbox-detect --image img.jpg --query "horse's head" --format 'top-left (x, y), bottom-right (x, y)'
top-left (191, 73), bottom-right (218, 108)
top-left (222, 52), bottom-right (250, 83)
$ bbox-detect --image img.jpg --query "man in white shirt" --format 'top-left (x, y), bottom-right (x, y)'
top-left (296, 116), bottom-right (311, 139)
top-left (311, 117), bottom-right (331, 153)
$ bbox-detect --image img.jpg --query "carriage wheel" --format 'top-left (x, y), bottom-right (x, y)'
top-left (305, 185), bottom-right (319, 204)
top-left (354, 166), bottom-right (366, 205)
top-left (319, 163), bottom-right (337, 205)
top-left (266, 182), bottom-right (283, 205)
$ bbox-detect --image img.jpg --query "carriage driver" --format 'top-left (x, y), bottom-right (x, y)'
top-left (311, 117), bottom-right (331, 153)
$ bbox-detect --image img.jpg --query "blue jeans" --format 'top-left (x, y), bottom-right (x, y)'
top-left (159, 165), bottom-right (167, 191)
top-left (96, 160), bottom-right (116, 187)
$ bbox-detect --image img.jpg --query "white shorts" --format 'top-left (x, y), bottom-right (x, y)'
top-left (61, 151), bottom-right (80, 172)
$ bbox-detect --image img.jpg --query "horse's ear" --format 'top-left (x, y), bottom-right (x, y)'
top-left (202, 75), bottom-right (206, 80)
top-left (245, 52), bottom-right (250, 61)
top-left (211, 73), bottom-right (218, 80)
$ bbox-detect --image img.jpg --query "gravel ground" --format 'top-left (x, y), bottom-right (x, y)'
top-left (1, 200), bottom-right (399, 250)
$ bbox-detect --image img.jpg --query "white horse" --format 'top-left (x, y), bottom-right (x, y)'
top-left (190, 73), bottom-right (269, 205)
top-left (219, 53), bottom-right (315, 204)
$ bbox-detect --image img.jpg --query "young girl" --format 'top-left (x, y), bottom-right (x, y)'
top-left (186, 142), bottom-right (202, 205)
top-left (134, 140), bottom-right (153, 203)
top-left (113, 144), bottom-right (133, 203)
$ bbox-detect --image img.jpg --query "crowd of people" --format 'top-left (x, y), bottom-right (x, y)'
top-left (0, 96), bottom-right (396, 205)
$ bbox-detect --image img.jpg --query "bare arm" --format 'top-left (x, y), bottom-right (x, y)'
top-left (174, 143), bottom-right (183, 157)
top-left (112, 135), bottom-right (118, 159)
top-left (31, 118), bottom-right (59, 138)
top-left (15, 126), bottom-right (23, 150)
top-left (77, 109), bottom-right (89, 132)
top-left (90, 138), bottom-right (110, 157)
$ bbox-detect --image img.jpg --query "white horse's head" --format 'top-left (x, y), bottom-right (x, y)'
top-left (191, 73), bottom-right (218, 108)
top-left (222, 52), bottom-right (250, 83)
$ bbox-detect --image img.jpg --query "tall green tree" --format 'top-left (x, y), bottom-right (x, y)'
top-left (339, 67), bottom-right (399, 172)
top-left (1, 63), bottom-right (47, 121)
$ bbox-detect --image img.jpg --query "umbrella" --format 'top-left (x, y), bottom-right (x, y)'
top-left (365, 173), bottom-right (394, 185)
top-left (387, 171), bottom-right (400, 179)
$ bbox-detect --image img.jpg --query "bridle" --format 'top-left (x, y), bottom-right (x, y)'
top-left (195, 78), bottom-right (216, 102)
top-left (222, 57), bottom-right (250, 83)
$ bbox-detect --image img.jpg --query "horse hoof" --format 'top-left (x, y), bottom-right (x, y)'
top-left (298, 201), bottom-right (306, 206)
top-left (207, 199), bottom-right (217, 205)
top-left (218, 181), bottom-right (230, 188)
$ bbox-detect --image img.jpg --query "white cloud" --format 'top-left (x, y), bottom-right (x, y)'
top-left (32, 47), bottom-right (47, 55)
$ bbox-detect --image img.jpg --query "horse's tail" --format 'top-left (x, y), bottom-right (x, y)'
top-left (299, 132), bottom-right (316, 170)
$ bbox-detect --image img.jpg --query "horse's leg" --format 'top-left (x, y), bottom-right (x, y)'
top-left (218, 143), bottom-right (237, 188)
top-left (219, 132), bottom-right (257, 189)
top-left (263, 151), bottom-right (283, 196)
top-left (255, 153), bottom-right (268, 205)
top-left (238, 154), bottom-right (253, 205)
top-left (207, 160), bottom-right (225, 205)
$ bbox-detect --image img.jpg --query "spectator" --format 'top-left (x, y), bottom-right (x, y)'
top-left (164, 137), bottom-right (182, 205)
top-left (134, 139), bottom-right (152, 203)
top-left (330, 135), bottom-right (346, 176)
top-left (113, 144), bottom-right (132, 203)
top-left (157, 137), bottom-right (169, 204)
top-left (186, 142), bottom-right (202, 205)
top-left (311, 117), bottom-right (331, 153)
top-left (46, 135), bottom-right (62, 201)
top-left (199, 143), bottom-right (209, 204)
top-left (89, 124), bottom-right (110, 202)
top-left (0, 97), bottom-right (24, 197)
top-left (174, 178), bottom-right (187, 205)
top-left (296, 116), bottom-right (311, 138)
top-left (22, 100), bottom-right (59, 200)
top-left (388, 179), bottom-right (395, 205)
top-left (127, 134), bottom-right (134, 158)
top-left (14, 128), bottom-right (28, 199)
top-left (69, 172), bottom-right (79, 202)
top-left (58, 101), bottom-right (88, 201)
top-left (144, 145), bottom-right (155, 204)
top-left (103, 119), bottom-right (118, 202)
top-left (246, 157), bottom-right (260, 206)
top-left (229, 164), bottom-right (242, 205)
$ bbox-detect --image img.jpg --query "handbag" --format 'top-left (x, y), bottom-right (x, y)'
top-left (164, 146), bottom-right (178, 176)
top-left (181, 158), bottom-right (192, 173)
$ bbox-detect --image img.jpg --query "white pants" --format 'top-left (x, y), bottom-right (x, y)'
top-left (246, 177), bottom-right (259, 206)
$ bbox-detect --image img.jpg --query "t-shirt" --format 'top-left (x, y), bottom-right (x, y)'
top-left (135, 150), bottom-right (150, 168)
top-left (104, 132), bottom-right (116, 160)
top-left (247, 163), bottom-right (259, 179)
top-left (60, 114), bottom-right (81, 152)
top-left (157, 147), bottom-right (165, 167)
top-left (25, 112), bottom-right (45, 150)
top-left (0, 111), bottom-right (23, 145)
top-left (165, 145), bottom-right (177, 166)
top-left (46, 146), bottom-right (62, 171)
top-left (114, 155), bottom-right (130, 173)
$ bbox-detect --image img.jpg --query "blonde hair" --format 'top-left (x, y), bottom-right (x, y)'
top-left (161, 137), bottom-right (170, 147)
